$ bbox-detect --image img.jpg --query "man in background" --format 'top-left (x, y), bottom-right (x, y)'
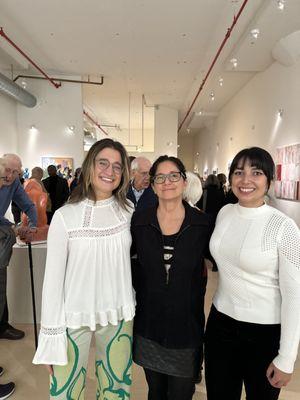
top-left (42, 165), bottom-right (69, 224)
top-left (0, 154), bottom-right (37, 342)
top-left (127, 157), bottom-right (157, 211)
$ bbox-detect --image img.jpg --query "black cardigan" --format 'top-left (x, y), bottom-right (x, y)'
top-left (131, 201), bottom-right (212, 349)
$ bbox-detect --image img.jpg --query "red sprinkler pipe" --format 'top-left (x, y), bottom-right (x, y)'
top-left (0, 27), bottom-right (61, 89)
top-left (178, 0), bottom-right (249, 133)
top-left (83, 110), bottom-right (109, 136)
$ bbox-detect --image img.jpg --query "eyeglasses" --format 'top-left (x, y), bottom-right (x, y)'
top-left (95, 158), bottom-right (123, 175)
top-left (152, 171), bottom-right (183, 184)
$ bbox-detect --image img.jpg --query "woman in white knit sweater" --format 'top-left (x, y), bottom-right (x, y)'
top-left (33, 139), bottom-right (135, 399)
top-left (205, 147), bottom-right (300, 400)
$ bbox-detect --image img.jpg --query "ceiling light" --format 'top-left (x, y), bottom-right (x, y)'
top-left (210, 92), bottom-right (215, 101)
top-left (278, 108), bottom-right (284, 117)
top-left (177, 144), bottom-right (181, 148)
top-left (167, 141), bottom-right (173, 146)
top-left (230, 58), bottom-right (238, 68)
top-left (197, 109), bottom-right (203, 116)
top-left (250, 28), bottom-right (260, 43)
top-left (277, 0), bottom-right (285, 11)
top-left (218, 77), bottom-right (224, 87)
top-left (68, 125), bottom-right (75, 132)
top-left (137, 147), bottom-right (142, 153)
top-left (29, 125), bottom-right (37, 133)
top-left (186, 128), bottom-right (190, 134)
top-left (21, 80), bottom-right (27, 89)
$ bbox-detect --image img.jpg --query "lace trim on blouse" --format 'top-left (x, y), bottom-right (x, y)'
top-left (41, 326), bottom-right (66, 336)
top-left (68, 223), bottom-right (128, 239)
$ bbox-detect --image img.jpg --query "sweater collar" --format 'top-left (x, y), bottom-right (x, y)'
top-left (235, 202), bottom-right (268, 218)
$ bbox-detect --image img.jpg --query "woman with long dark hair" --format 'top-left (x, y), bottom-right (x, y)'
top-left (33, 139), bottom-right (135, 399)
top-left (205, 147), bottom-right (300, 400)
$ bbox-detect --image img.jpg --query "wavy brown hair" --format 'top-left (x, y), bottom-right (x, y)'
top-left (69, 138), bottom-right (131, 210)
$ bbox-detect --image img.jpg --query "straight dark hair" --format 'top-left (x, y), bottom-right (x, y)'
top-left (69, 138), bottom-right (131, 210)
top-left (149, 155), bottom-right (187, 182)
top-left (229, 147), bottom-right (275, 189)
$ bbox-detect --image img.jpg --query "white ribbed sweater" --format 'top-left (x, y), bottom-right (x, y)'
top-left (210, 203), bottom-right (300, 373)
top-left (33, 197), bottom-right (135, 365)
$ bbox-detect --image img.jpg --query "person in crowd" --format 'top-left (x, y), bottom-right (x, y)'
top-left (127, 157), bottom-right (157, 211)
top-left (197, 174), bottom-right (225, 218)
top-left (205, 147), bottom-right (300, 400)
top-left (0, 158), bottom-right (15, 400)
top-left (131, 156), bottom-right (211, 400)
top-left (183, 171), bottom-right (207, 385)
top-left (33, 139), bottom-right (135, 399)
top-left (217, 173), bottom-right (227, 194)
top-left (11, 174), bottom-right (25, 225)
top-left (42, 164), bottom-right (70, 224)
top-left (0, 154), bottom-right (37, 342)
top-left (197, 174), bottom-right (225, 271)
top-left (70, 167), bottom-right (81, 193)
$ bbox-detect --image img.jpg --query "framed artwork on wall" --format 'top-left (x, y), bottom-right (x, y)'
top-left (41, 157), bottom-right (73, 178)
top-left (275, 143), bottom-right (300, 201)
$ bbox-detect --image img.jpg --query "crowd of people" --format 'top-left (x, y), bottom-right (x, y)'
top-left (0, 141), bottom-right (299, 400)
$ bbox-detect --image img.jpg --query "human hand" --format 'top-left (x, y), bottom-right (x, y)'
top-left (266, 362), bottom-right (292, 388)
top-left (45, 364), bottom-right (54, 375)
top-left (17, 226), bottom-right (37, 243)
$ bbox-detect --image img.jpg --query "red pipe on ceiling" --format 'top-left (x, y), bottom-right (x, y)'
top-left (83, 110), bottom-right (109, 136)
top-left (0, 27), bottom-right (61, 89)
top-left (178, 0), bottom-right (249, 133)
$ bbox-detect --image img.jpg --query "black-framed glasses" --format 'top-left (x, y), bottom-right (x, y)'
top-left (95, 158), bottom-right (123, 175)
top-left (152, 171), bottom-right (183, 184)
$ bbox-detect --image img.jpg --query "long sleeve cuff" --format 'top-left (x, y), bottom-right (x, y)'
top-left (272, 353), bottom-right (295, 374)
top-left (32, 327), bottom-right (68, 365)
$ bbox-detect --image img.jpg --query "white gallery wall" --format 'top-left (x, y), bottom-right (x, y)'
top-left (132, 106), bottom-right (178, 162)
top-left (0, 91), bottom-right (18, 154)
top-left (17, 78), bottom-right (84, 171)
top-left (192, 59), bottom-right (300, 224)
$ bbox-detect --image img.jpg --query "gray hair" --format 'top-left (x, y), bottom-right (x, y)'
top-left (183, 171), bottom-right (203, 206)
top-left (131, 156), bottom-right (151, 171)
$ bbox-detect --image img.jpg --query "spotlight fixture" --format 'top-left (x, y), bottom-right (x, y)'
top-left (186, 128), bottom-right (190, 134)
top-left (277, 0), bottom-right (285, 11)
top-left (21, 80), bottom-right (27, 89)
top-left (250, 28), bottom-right (260, 43)
top-left (68, 125), bottom-right (75, 132)
top-left (196, 152), bottom-right (200, 156)
top-left (167, 141), bottom-right (173, 147)
top-left (177, 144), bottom-right (181, 148)
top-left (230, 58), bottom-right (238, 68)
top-left (218, 77), bottom-right (224, 87)
top-left (29, 125), bottom-right (37, 133)
top-left (210, 92), bottom-right (215, 101)
top-left (197, 109), bottom-right (203, 116)
top-left (278, 108), bottom-right (284, 117)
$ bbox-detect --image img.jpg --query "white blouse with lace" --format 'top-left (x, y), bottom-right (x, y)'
top-left (33, 196), bottom-right (135, 365)
top-left (210, 203), bottom-right (300, 373)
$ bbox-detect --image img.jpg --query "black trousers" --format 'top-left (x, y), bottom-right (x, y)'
top-left (144, 368), bottom-right (195, 400)
top-left (205, 305), bottom-right (281, 400)
top-left (0, 267), bottom-right (9, 333)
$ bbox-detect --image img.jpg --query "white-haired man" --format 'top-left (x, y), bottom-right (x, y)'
top-left (127, 157), bottom-right (157, 211)
top-left (0, 154), bottom-right (37, 342)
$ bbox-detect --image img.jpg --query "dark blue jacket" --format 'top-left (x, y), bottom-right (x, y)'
top-left (127, 184), bottom-right (157, 212)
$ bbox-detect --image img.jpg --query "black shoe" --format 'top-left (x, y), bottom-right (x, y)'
top-left (0, 326), bottom-right (25, 340)
top-left (0, 367), bottom-right (3, 377)
top-left (0, 382), bottom-right (15, 400)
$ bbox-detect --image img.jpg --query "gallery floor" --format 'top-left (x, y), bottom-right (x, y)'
top-left (1, 265), bottom-right (299, 399)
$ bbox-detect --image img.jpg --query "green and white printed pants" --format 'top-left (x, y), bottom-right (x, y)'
top-left (50, 320), bottom-right (133, 400)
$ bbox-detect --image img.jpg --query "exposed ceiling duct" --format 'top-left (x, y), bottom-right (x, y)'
top-left (0, 71), bottom-right (37, 107)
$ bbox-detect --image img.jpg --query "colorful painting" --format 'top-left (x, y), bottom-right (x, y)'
top-left (275, 143), bottom-right (300, 201)
top-left (41, 157), bottom-right (73, 178)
